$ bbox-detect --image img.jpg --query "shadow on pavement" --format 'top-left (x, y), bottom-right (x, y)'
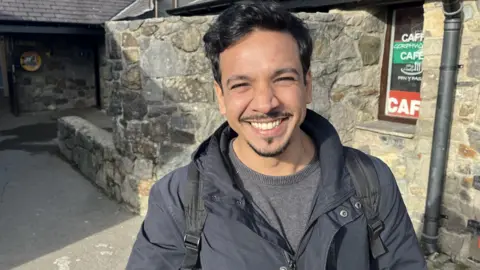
top-left (0, 122), bottom-right (58, 154)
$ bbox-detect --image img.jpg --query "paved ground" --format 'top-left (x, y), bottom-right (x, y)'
top-left (0, 107), bottom-right (143, 270)
top-left (0, 104), bottom-right (475, 270)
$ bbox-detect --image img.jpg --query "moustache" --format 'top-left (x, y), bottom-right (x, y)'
top-left (240, 111), bottom-right (292, 122)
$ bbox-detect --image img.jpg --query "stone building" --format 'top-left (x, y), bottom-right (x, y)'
top-left (57, 0), bottom-right (480, 266)
top-left (0, 0), bottom-right (159, 116)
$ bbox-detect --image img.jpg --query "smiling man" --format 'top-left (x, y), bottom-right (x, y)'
top-left (126, 2), bottom-right (426, 270)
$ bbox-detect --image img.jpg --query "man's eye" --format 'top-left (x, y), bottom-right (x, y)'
top-left (276, 77), bottom-right (295, 82)
top-left (231, 83), bottom-right (249, 89)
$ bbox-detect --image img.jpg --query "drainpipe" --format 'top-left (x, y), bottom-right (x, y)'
top-left (421, 0), bottom-right (463, 256)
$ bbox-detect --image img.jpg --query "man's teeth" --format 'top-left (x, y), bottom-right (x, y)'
top-left (251, 120), bottom-right (282, 130)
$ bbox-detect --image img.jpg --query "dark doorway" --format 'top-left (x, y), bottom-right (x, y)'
top-left (0, 35), bottom-right (16, 116)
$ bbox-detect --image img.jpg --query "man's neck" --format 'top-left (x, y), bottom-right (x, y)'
top-left (232, 130), bottom-right (316, 177)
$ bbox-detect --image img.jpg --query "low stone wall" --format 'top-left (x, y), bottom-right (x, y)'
top-left (57, 116), bottom-right (150, 214)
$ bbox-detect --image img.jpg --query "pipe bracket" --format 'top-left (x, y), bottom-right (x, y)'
top-left (439, 64), bottom-right (462, 71)
top-left (443, 2), bottom-right (463, 17)
top-left (421, 233), bottom-right (439, 240)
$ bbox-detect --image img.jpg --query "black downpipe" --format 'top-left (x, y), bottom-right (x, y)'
top-left (421, 0), bottom-right (463, 256)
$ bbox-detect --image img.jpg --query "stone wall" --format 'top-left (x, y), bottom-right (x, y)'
top-left (102, 10), bottom-right (386, 213)
top-left (58, 116), bottom-right (154, 214)
top-left (13, 35), bottom-right (96, 112)
top-left (353, 0), bottom-right (480, 264)
top-left (99, 41), bottom-right (112, 110)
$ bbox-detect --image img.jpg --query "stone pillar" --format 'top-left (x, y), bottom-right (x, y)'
top-left (104, 17), bottom-right (225, 214)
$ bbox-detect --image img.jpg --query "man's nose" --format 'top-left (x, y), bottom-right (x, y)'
top-left (250, 84), bottom-right (280, 114)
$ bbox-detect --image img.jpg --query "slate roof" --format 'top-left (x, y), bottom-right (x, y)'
top-left (0, 0), bottom-right (137, 25)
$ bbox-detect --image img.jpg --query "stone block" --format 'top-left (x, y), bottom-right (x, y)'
top-left (467, 45), bottom-right (480, 78)
top-left (455, 159), bottom-right (473, 174)
top-left (475, 106), bottom-right (480, 126)
top-left (141, 24), bottom-right (159, 36)
top-left (171, 130), bottom-right (195, 144)
top-left (146, 115), bottom-right (170, 142)
top-left (438, 228), bottom-right (472, 259)
top-left (419, 99), bottom-right (437, 120)
top-left (130, 139), bottom-right (159, 160)
top-left (141, 39), bottom-right (188, 77)
top-left (444, 174), bottom-right (460, 195)
top-left (358, 35), bottom-right (381, 65)
top-left (362, 15), bottom-right (385, 33)
top-left (106, 34), bottom-right (122, 60)
top-left (335, 71), bottom-right (363, 87)
top-left (458, 144), bottom-right (478, 159)
top-left (133, 158), bottom-right (154, 179)
top-left (171, 27), bottom-right (202, 52)
top-left (121, 176), bottom-right (140, 211)
top-left (129, 20), bottom-right (144, 31)
top-left (362, 66), bottom-right (381, 88)
top-left (122, 49), bottom-right (139, 64)
top-left (416, 119), bottom-right (434, 137)
top-left (422, 38), bottom-right (443, 56)
top-left (467, 127), bottom-right (480, 154)
top-left (466, 18), bottom-right (480, 32)
top-left (160, 75), bottom-right (214, 103)
top-left (122, 32), bottom-right (139, 48)
top-left (58, 141), bottom-right (72, 161)
top-left (424, 8), bottom-right (445, 37)
top-left (96, 165), bottom-right (108, 191)
top-left (155, 20), bottom-right (189, 38)
top-left (122, 92), bottom-right (148, 121)
top-left (121, 65), bottom-right (142, 90)
top-left (406, 196), bottom-right (426, 215)
top-left (324, 23), bottom-right (344, 40)
top-left (332, 35), bottom-right (358, 61)
top-left (343, 14), bottom-right (365, 26)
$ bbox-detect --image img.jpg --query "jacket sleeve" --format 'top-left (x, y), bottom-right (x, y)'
top-left (371, 157), bottom-right (427, 270)
top-left (126, 169), bottom-right (187, 270)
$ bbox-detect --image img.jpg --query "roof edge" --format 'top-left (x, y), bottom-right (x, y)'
top-left (111, 0), bottom-right (154, 21)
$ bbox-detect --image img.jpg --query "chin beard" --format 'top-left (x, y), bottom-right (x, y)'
top-left (247, 138), bottom-right (291, 158)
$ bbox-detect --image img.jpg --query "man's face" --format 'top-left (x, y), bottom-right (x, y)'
top-left (214, 29), bottom-right (312, 157)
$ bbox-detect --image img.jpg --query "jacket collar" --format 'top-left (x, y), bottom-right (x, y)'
top-left (191, 109), bottom-right (349, 202)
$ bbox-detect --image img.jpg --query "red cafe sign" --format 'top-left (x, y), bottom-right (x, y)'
top-left (387, 90), bottom-right (421, 119)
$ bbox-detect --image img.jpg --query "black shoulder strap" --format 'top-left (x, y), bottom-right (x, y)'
top-left (344, 147), bottom-right (387, 259)
top-left (181, 162), bottom-right (206, 270)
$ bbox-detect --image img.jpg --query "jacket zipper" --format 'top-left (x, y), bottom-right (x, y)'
top-left (283, 250), bottom-right (296, 270)
top-left (282, 189), bottom-right (354, 270)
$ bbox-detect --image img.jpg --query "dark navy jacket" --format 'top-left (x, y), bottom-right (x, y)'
top-left (127, 109), bottom-right (427, 270)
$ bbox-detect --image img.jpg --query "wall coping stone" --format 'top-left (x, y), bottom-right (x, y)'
top-left (58, 116), bottom-right (115, 148)
top-left (356, 120), bottom-right (416, 139)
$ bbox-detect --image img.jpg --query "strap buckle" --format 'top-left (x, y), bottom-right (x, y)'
top-left (184, 233), bottom-right (201, 251)
top-left (368, 219), bottom-right (384, 239)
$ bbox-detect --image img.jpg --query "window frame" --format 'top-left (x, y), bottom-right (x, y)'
top-left (378, 2), bottom-right (425, 125)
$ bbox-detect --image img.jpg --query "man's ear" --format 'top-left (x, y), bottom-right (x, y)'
top-left (214, 81), bottom-right (226, 115)
top-left (305, 70), bottom-right (312, 104)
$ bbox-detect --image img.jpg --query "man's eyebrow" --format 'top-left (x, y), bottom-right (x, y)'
top-left (272, 68), bottom-right (300, 78)
top-left (226, 75), bottom-right (250, 86)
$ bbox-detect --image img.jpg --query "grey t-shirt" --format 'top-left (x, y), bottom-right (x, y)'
top-left (228, 140), bottom-right (321, 252)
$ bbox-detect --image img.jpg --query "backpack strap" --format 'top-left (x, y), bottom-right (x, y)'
top-left (344, 147), bottom-right (387, 259)
top-left (181, 162), bottom-right (206, 270)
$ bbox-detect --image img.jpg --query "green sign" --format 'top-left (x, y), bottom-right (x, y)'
top-left (392, 42), bottom-right (423, 64)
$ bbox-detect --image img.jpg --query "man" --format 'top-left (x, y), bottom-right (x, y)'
top-left (127, 2), bottom-right (426, 269)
